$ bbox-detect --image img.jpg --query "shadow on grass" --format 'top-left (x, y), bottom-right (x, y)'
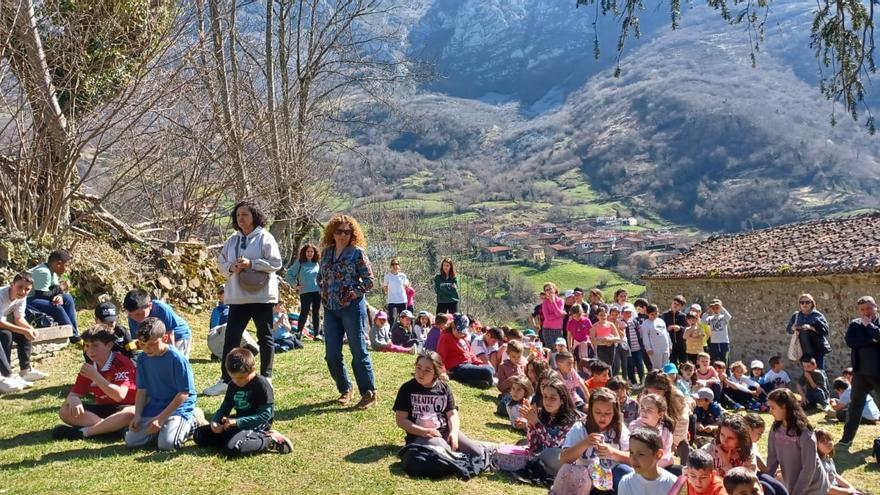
top-left (134, 445), bottom-right (220, 463)
top-left (835, 446), bottom-right (877, 473)
top-left (344, 444), bottom-right (399, 464)
top-left (188, 357), bottom-right (216, 364)
top-left (0, 384), bottom-right (68, 401)
top-left (0, 443), bottom-right (130, 471)
top-left (273, 399), bottom-right (356, 422)
top-left (484, 421), bottom-right (514, 432)
top-left (474, 392), bottom-right (500, 403)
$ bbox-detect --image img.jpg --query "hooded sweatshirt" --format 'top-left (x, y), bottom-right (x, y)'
top-left (218, 227), bottom-right (283, 305)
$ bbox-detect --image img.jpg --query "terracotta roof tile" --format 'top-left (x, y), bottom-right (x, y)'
top-left (644, 213), bottom-right (880, 279)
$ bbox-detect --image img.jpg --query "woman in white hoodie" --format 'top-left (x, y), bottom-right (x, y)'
top-left (204, 201), bottom-right (282, 397)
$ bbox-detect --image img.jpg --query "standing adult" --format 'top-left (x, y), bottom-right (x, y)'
top-left (587, 288), bottom-right (605, 323)
top-left (785, 293), bottom-right (831, 370)
top-left (839, 295), bottom-right (880, 446)
top-left (383, 258), bottom-right (410, 323)
top-left (26, 250), bottom-right (79, 342)
top-left (662, 295), bottom-right (688, 366)
top-left (612, 288), bottom-right (628, 312)
top-left (318, 214), bottom-right (378, 410)
top-left (204, 201), bottom-right (282, 397)
top-left (540, 283), bottom-right (566, 349)
top-left (286, 243), bottom-right (322, 339)
top-left (433, 258), bottom-right (459, 315)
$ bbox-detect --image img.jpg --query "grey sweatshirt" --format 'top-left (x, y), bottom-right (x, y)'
top-left (766, 426), bottom-right (830, 495)
top-left (218, 227), bottom-right (283, 305)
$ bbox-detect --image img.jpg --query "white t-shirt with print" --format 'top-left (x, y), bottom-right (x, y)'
top-left (563, 421), bottom-right (631, 468)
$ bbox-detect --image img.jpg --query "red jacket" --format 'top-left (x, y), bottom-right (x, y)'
top-left (437, 332), bottom-right (481, 371)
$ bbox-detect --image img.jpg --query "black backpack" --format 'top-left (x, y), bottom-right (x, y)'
top-left (25, 307), bottom-right (55, 328)
top-left (873, 438), bottom-right (880, 465)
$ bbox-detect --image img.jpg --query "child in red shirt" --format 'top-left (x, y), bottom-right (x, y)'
top-left (436, 314), bottom-right (494, 388)
top-left (585, 360), bottom-right (611, 391)
top-left (52, 325), bottom-right (137, 440)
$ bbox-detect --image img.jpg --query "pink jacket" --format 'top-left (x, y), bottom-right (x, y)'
top-left (541, 296), bottom-right (565, 329)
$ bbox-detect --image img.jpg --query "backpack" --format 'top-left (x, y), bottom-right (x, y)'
top-left (25, 307), bottom-right (55, 328)
top-left (873, 438), bottom-right (880, 465)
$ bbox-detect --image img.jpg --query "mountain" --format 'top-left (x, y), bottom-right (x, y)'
top-left (341, 0), bottom-right (880, 232)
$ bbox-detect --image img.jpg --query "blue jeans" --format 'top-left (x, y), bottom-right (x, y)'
top-left (27, 294), bottom-right (79, 337)
top-left (324, 298), bottom-right (376, 396)
top-left (449, 363), bottom-right (494, 388)
top-left (627, 350), bottom-right (646, 384)
top-left (709, 342), bottom-right (729, 366)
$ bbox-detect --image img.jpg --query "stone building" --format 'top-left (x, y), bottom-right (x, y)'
top-left (643, 213), bottom-right (880, 376)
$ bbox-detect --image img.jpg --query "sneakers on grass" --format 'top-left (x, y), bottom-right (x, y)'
top-left (20, 368), bottom-right (48, 382)
top-left (51, 425), bottom-right (84, 440)
top-left (0, 376), bottom-right (23, 394)
top-left (9, 374), bottom-right (33, 389)
top-left (202, 379), bottom-right (228, 397)
top-left (267, 430), bottom-right (293, 454)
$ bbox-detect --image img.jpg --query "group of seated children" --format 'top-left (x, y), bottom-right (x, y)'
top-left (50, 318), bottom-right (292, 456)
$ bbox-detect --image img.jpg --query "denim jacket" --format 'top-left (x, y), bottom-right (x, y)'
top-left (318, 245), bottom-right (374, 310)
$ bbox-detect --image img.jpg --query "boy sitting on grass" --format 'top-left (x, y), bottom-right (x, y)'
top-left (124, 318), bottom-right (197, 451)
top-left (194, 347), bottom-right (292, 456)
top-left (618, 428), bottom-right (679, 495)
top-left (723, 467), bottom-right (763, 495)
top-left (52, 325), bottom-right (137, 440)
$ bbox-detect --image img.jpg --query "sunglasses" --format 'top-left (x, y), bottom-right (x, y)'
top-left (799, 301), bottom-right (812, 305)
top-left (334, 229), bottom-right (352, 235)
top-left (391, 262), bottom-right (400, 266)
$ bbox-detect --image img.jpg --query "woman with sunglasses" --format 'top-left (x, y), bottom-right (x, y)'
top-left (317, 214), bottom-right (378, 409)
top-left (786, 293), bottom-right (832, 369)
top-left (204, 201), bottom-right (283, 397)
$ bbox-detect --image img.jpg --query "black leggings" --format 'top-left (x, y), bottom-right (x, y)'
top-left (436, 302), bottom-right (458, 315)
top-left (193, 425), bottom-right (273, 457)
top-left (387, 303), bottom-right (406, 323)
top-left (222, 303), bottom-right (274, 380)
top-left (297, 291), bottom-right (321, 336)
top-left (0, 329), bottom-right (31, 373)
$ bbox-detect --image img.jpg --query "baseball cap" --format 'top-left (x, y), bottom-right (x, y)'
top-left (750, 360), bottom-right (764, 370)
top-left (662, 363), bottom-right (678, 375)
top-left (555, 337), bottom-right (567, 347)
top-left (622, 303), bottom-right (636, 313)
top-left (399, 310), bottom-right (414, 319)
top-left (564, 289), bottom-right (575, 298)
top-left (523, 328), bottom-right (537, 337)
top-left (573, 287), bottom-right (584, 294)
top-left (692, 387), bottom-right (715, 401)
top-left (709, 299), bottom-right (722, 306)
top-left (417, 310), bottom-right (430, 318)
top-left (216, 284), bottom-right (225, 294)
top-left (453, 313), bottom-right (469, 333)
top-left (95, 302), bottom-right (118, 322)
top-left (374, 311), bottom-right (388, 320)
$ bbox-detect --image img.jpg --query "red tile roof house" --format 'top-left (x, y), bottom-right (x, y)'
top-left (642, 213), bottom-right (880, 376)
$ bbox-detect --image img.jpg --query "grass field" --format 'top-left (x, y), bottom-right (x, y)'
top-left (506, 259), bottom-right (645, 299)
top-left (6, 311), bottom-right (876, 494)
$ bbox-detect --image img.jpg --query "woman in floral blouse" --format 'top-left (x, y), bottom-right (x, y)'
top-left (318, 214), bottom-right (377, 410)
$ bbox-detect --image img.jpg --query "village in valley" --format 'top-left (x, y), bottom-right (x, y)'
top-left (469, 216), bottom-right (692, 272)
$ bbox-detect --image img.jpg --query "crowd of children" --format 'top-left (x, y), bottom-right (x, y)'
top-left (388, 286), bottom-right (870, 495)
top-left (0, 254), bottom-right (872, 494)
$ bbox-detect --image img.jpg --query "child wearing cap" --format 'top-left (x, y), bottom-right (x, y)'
top-left (702, 300), bottom-right (732, 366)
top-left (684, 311), bottom-right (710, 364)
top-left (749, 360), bottom-right (764, 386)
top-left (694, 387), bottom-right (723, 436)
top-left (391, 310), bottom-right (419, 349)
top-left (125, 318), bottom-right (197, 451)
top-left (369, 311), bottom-right (413, 354)
top-left (52, 325), bottom-right (137, 440)
top-left (435, 314), bottom-right (494, 388)
top-left (124, 288), bottom-right (192, 359)
top-left (94, 301), bottom-right (135, 359)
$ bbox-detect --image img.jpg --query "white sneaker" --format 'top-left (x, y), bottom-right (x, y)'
top-left (0, 377), bottom-right (24, 393)
top-left (20, 368), bottom-right (48, 382)
top-left (202, 379), bottom-right (228, 396)
top-left (10, 375), bottom-right (33, 389)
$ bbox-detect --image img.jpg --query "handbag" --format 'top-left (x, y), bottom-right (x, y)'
top-left (235, 235), bottom-right (269, 293)
top-left (787, 331), bottom-right (802, 361)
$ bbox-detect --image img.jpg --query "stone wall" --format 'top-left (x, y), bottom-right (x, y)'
top-left (644, 272), bottom-right (880, 377)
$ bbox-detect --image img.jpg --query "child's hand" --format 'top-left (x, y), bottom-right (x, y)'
top-left (596, 441), bottom-right (611, 457)
top-left (448, 433), bottom-right (459, 451)
top-left (79, 362), bottom-right (100, 381)
top-left (129, 416), bottom-right (141, 432)
top-left (514, 417), bottom-right (528, 430)
top-left (210, 421), bottom-right (224, 434)
top-left (587, 433), bottom-right (605, 447)
top-left (520, 401), bottom-right (539, 425)
top-left (224, 418), bottom-right (237, 430)
top-left (422, 428), bottom-right (441, 438)
top-left (146, 418), bottom-right (162, 434)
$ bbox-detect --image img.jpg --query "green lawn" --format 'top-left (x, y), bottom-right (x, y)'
top-left (506, 259), bottom-right (645, 300)
top-left (0, 310), bottom-right (877, 493)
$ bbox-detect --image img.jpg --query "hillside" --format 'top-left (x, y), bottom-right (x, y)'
top-left (337, 0), bottom-right (880, 233)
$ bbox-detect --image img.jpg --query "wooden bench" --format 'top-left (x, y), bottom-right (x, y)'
top-left (25, 324), bottom-right (74, 344)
